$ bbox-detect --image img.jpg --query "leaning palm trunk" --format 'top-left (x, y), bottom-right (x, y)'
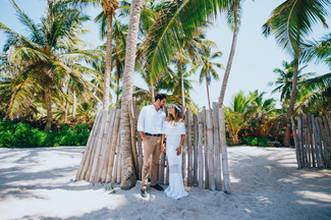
top-left (284, 54), bottom-right (300, 147)
top-left (219, 26), bottom-right (238, 106)
top-left (216, 13), bottom-right (239, 195)
top-left (119, 0), bottom-right (144, 190)
top-left (149, 84), bottom-right (155, 103)
top-left (181, 71), bottom-right (185, 108)
top-left (72, 90), bottom-right (77, 119)
top-left (44, 89), bottom-right (52, 130)
top-left (205, 76), bottom-right (211, 110)
top-left (103, 13), bottom-right (114, 108)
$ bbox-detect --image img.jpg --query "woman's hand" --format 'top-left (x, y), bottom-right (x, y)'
top-left (176, 146), bottom-right (182, 156)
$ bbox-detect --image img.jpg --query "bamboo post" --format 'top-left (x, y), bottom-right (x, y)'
top-left (321, 115), bottom-right (331, 168)
top-left (206, 109), bottom-right (215, 190)
top-left (202, 107), bottom-right (209, 189)
top-left (297, 116), bottom-right (305, 169)
top-left (76, 110), bottom-right (102, 180)
top-left (91, 109), bottom-right (112, 181)
top-left (105, 109), bottom-right (121, 182)
top-left (86, 109), bottom-right (107, 181)
top-left (312, 116), bottom-right (324, 168)
top-left (165, 158), bottom-right (169, 185)
top-left (187, 110), bottom-right (193, 186)
top-left (193, 114), bottom-right (199, 186)
top-left (303, 115), bottom-right (310, 167)
top-left (197, 112), bottom-right (204, 189)
top-left (213, 102), bottom-right (222, 190)
top-left (97, 109), bottom-right (116, 182)
top-left (310, 115), bottom-right (317, 167)
top-left (291, 117), bottom-right (301, 169)
top-left (218, 105), bottom-right (231, 193)
top-left (159, 153), bottom-right (165, 185)
top-left (137, 136), bottom-right (143, 180)
top-left (112, 124), bottom-right (121, 184)
top-left (319, 117), bottom-right (329, 167)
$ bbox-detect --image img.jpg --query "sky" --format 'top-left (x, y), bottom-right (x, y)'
top-left (0, 0), bottom-right (330, 108)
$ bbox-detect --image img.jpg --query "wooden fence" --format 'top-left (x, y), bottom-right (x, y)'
top-left (76, 102), bottom-right (231, 193)
top-left (291, 113), bottom-right (331, 169)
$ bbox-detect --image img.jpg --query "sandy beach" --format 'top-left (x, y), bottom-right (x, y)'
top-left (0, 146), bottom-right (330, 220)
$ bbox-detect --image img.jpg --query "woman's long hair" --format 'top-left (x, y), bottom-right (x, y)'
top-left (167, 104), bottom-right (184, 122)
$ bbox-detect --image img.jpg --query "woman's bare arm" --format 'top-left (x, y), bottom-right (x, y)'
top-left (176, 134), bottom-right (186, 155)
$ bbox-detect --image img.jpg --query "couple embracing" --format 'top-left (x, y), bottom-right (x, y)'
top-left (137, 94), bottom-right (188, 200)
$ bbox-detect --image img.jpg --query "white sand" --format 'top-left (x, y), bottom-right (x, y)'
top-left (0, 146), bottom-right (330, 220)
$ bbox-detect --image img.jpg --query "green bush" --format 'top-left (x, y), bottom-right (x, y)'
top-left (0, 120), bottom-right (90, 148)
top-left (241, 136), bottom-right (270, 147)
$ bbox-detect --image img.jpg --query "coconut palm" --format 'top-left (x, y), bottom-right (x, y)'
top-left (224, 91), bottom-right (250, 144)
top-left (0, 0), bottom-right (97, 130)
top-left (119, 0), bottom-right (145, 190)
top-left (77, 0), bottom-right (120, 108)
top-left (197, 46), bottom-right (223, 109)
top-left (262, 0), bottom-right (330, 146)
top-left (269, 61), bottom-right (315, 103)
top-left (219, 0), bottom-right (242, 105)
top-left (142, 0), bottom-right (230, 83)
top-left (302, 32), bottom-right (331, 67)
top-left (246, 90), bottom-right (278, 137)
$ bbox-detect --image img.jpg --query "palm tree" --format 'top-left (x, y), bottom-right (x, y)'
top-left (119, 0), bottom-right (144, 190)
top-left (262, 0), bottom-right (330, 146)
top-left (302, 32), bottom-right (331, 67)
top-left (224, 91), bottom-right (250, 144)
top-left (219, 0), bottom-right (242, 106)
top-left (197, 46), bottom-right (223, 109)
top-left (269, 61), bottom-right (314, 103)
top-left (246, 90), bottom-right (277, 137)
top-left (142, 0), bottom-right (229, 83)
top-left (0, 0), bottom-right (97, 130)
top-left (74, 0), bottom-right (119, 108)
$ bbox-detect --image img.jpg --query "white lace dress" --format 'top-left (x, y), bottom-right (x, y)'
top-left (162, 121), bottom-right (189, 199)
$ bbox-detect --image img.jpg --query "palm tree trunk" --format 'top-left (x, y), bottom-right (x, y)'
top-left (149, 84), bottom-right (155, 103)
top-left (72, 90), bottom-right (77, 119)
top-left (116, 77), bottom-right (120, 104)
top-left (219, 26), bottom-right (239, 106)
top-left (205, 76), bottom-right (211, 110)
top-left (64, 99), bottom-right (68, 123)
top-left (284, 55), bottom-right (299, 147)
top-left (103, 13), bottom-right (114, 109)
top-left (181, 71), bottom-right (185, 108)
top-left (44, 89), bottom-right (52, 130)
top-left (119, 0), bottom-right (144, 190)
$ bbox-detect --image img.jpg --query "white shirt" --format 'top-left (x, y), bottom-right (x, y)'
top-left (137, 104), bottom-right (166, 134)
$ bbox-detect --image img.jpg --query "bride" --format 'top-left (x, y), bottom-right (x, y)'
top-left (162, 104), bottom-right (188, 199)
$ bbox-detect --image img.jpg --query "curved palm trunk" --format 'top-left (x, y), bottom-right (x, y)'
top-left (103, 13), bottom-right (114, 109)
top-left (181, 71), bottom-right (185, 108)
top-left (116, 77), bottom-right (120, 104)
top-left (205, 76), bottom-right (211, 110)
top-left (120, 0), bottom-right (144, 190)
top-left (218, 26), bottom-right (238, 106)
top-left (64, 99), bottom-right (68, 123)
top-left (149, 84), bottom-right (155, 103)
top-left (284, 55), bottom-right (299, 147)
top-left (72, 90), bottom-right (77, 119)
top-left (44, 89), bottom-right (52, 130)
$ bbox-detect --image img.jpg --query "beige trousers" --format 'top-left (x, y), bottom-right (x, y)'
top-left (141, 136), bottom-right (161, 189)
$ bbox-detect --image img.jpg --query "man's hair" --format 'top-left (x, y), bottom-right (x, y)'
top-left (154, 93), bottom-right (167, 102)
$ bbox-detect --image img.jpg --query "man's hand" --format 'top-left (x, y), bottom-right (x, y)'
top-left (139, 132), bottom-right (146, 141)
top-left (160, 143), bottom-right (166, 153)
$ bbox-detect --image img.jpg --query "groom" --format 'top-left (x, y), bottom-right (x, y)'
top-left (137, 93), bottom-right (167, 197)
